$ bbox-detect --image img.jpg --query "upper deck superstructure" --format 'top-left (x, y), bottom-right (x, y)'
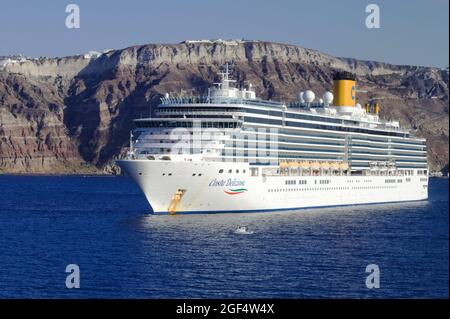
top-left (129, 66), bottom-right (427, 176)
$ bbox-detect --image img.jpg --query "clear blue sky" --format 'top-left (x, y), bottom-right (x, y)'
top-left (0, 0), bottom-right (448, 67)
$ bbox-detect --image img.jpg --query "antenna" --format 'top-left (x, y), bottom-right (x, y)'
top-left (129, 130), bottom-right (134, 158)
top-left (218, 62), bottom-right (236, 90)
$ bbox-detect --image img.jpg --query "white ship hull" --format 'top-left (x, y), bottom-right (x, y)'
top-left (118, 160), bottom-right (428, 214)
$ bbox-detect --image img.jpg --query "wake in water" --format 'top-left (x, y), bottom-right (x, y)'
top-left (234, 226), bottom-right (254, 235)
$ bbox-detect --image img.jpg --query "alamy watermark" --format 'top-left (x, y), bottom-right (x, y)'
top-left (150, 121), bottom-right (279, 165)
top-left (65, 4), bottom-right (80, 29)
top-left (65, 264), bottom-right (80, 289)
top-left (365, 4), bottom-right (380, 29)
top-left (365, 264), bottom-right (380, 289)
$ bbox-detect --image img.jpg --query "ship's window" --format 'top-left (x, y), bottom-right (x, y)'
top-left (192, 173), bottom-right (196, 176)
top-left (243, 170), bottom-right (246, 174)
top-left (250, 167), bottom-right (259, 177)
top-left (236, 170), bottom-right (239, 173)
top-left (198, 174), bottom-right (202, 176)
top-left (228, 169), bottom-right (232, 173)
top-left (162, 173), bottom-right (166, 176)
top-left (219, 169), bottom-right (224, 173)
top-left (168, 173), bottom-right (172, 176)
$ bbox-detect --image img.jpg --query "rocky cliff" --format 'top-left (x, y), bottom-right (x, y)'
top-left (0, 41), bottom-right (448, 173)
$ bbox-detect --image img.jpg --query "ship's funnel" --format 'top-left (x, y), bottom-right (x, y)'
top-left (374, 102), bottom-right (380, 115)
top-left (333, 72), bottom-right (356, 107)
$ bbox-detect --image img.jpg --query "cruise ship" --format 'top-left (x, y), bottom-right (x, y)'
top-left (117, 66), bottom-right (428, 214)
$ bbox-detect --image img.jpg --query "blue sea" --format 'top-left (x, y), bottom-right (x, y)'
top-left (0, 175), bottom-right (448, 298)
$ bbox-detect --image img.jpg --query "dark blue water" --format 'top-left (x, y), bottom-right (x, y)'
top-left (0, 175), bottom-right (447, 298)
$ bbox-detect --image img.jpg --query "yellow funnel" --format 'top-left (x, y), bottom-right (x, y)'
top-left (374, 103), bottom-right (380, 115)
top-left (333, 72), bottom-right (357, 107)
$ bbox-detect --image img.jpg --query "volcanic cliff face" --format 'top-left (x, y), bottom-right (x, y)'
top-left (0, 41), bottom-right (448, 173)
